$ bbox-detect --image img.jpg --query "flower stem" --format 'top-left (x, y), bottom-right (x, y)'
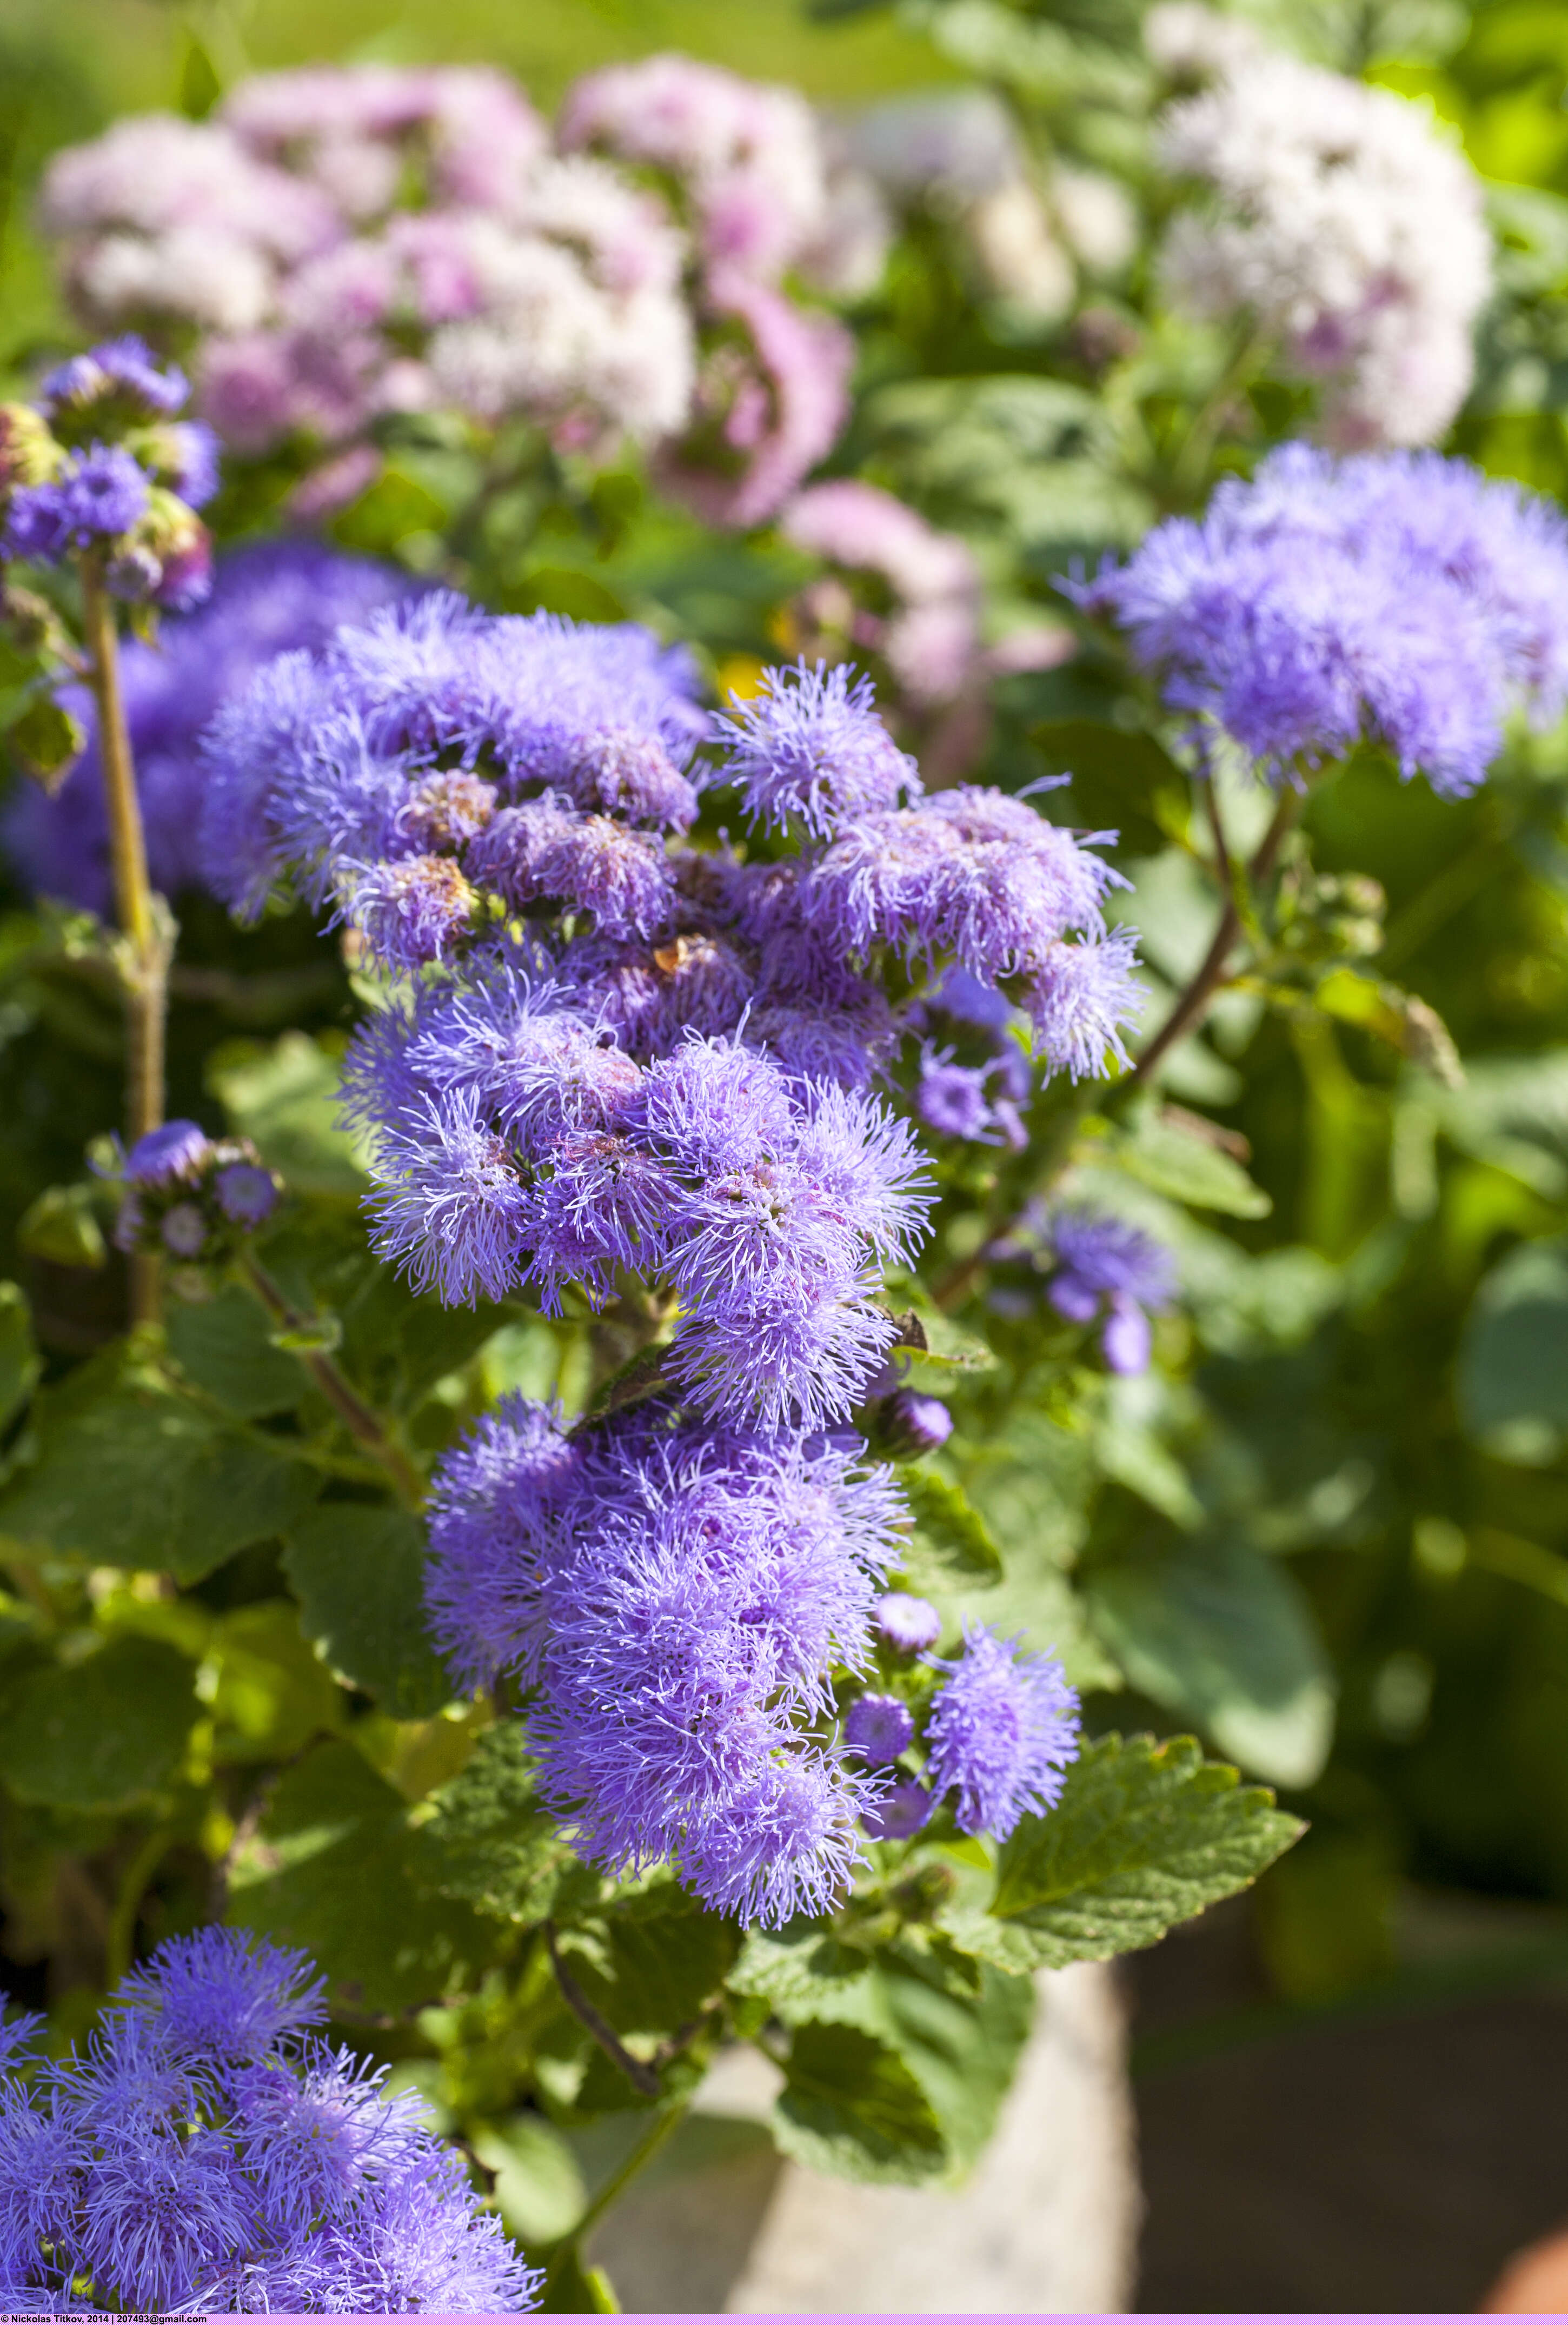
top-left (1124, 785), bottom-right (1299, 1092)
top-left (81, 554), bottom-right (173, 1327)
top-left (561, 2092), bottom-right (690, 2259)
top-left (105, 1824), bottom-right (173, 1990)
top-left (544, 1919), bottom-right (662, 2098)
top-left (241, 1254), bottom-right (425, 1507)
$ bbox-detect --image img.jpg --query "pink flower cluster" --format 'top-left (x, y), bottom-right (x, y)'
top-left (561, 54), bottom-right (885, 527)
top-left (41, 58), bottom-right (872, 524)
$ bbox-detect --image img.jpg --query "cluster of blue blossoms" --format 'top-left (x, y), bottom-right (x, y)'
top-left (427, 1397), bottom-right (1081, 1919)
top-left (1081, 444), bottom-right (1568, 795)
top-left (0, 1928), bottom-right (536, 2313)
top-left (200, 598), bottom-right (1141, 1428)
top-left (0, 334), bottom-right (220, 611)
top-left (5, 538), bottom-right (420, 914)
top-left (186, 594), bottom-right (1125, 1920)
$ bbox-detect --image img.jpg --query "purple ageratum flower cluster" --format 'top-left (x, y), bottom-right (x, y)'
top-left (113, 1115), bottom-right (280, 1263)
top-left (0, 1927), bottom-right (537, 2313)
top-left (1079, 443), bottom-right (1568, 797)
top-left (41, 62), bottom-right (866, 522)
top-left (0, 335), bottom-right (218, 609)
top-left (923, 1623), bottom-right (1080, 1838)
top-left (204, 604), bottom-right (1139, 1424)
top-left (352, 999), bottom-right (929, 1427)
top-left (199, 590), bottom-right (707, 926)
top-left (427, 1396), bottom-right (908, 1923)
top-left (3, 538), bottom-right (423, 915)
top-left (1042, 1205), bottom-right (1178, 1375)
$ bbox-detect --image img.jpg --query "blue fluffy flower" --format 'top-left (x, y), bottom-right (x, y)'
top-left (923, 1623), bottom-right (1081, 1838)
top-left (0, 1929), bottom-right (538, 2313)
top-left (1080, 443), bottom-right (1568, 796)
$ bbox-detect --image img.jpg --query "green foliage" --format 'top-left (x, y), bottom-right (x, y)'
top-left (0, 1342), bottom-right (319, 1583)
top-left (896, 1464), bottom-right (1005, 1589)
top-left (0, 1634), bottom-right (196, 1810)
top-left (773, 2021), bottom-right (948, 2184)
top-left (227, 1738), bottom-right (496, 2014)
top-left (283, 1505), bottom-right (453, 1718)
top-left (947, 1733), bottom-right (1304, 1972)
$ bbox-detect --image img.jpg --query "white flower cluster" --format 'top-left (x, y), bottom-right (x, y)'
top-left (841, 89), bottom-right (1135, 328)
top-left (1155, 21), bottom-right (1492, 447)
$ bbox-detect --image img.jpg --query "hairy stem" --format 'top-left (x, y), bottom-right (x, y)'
top-left (241, 1255), bottom-right (424, 1507)
top-left (544, 1919), bottom-right (662, 2098)
top-left (81, 556), bottom-right (172, 1327)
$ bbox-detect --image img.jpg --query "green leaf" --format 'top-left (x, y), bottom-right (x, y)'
top-left (283, 1505), bottom-right (452, 1718)
top-left (540, 2244), bottom-right (620, 2314)
top-left (227, 1738), bottom-right (494, 2012)
top-left (773, 2021), bottom-right (947, 2186)
top-left (1115, 1113), bottom-right (1271, 1218)
top-left (554, 1879), bottom-right (739, 2053)
top-left (947, 1732), bottom-right (1303, 1972)
top-left (205, 1599), bottom-right (344, 1765)
top-left (0, 1635), bottom-right (196, 1810)
top-left (896, 1466), bottom-right (1004, 1590)
top-left (729, 1920), bottom-right (879, 2015)
top-left (1458, 1237), bottom-right (1568, 1462)
top-left (0, 1346), bottom-right (320, 1583)
top-left (9, 693), bottom-right (85, 785)
top-left (1085, 1539), bottom-right (1336, 1787)
top-left (167, 1285), bottom-right (308, 1419)
top-left (0, 1283), bottom-right (40, 1437)
top-left (209, 1032), bottom-right (367, 1197)
top-left (863, 1950), bottom-right (1034, 2180)
top-left (471, 2114), bottom-right (586, 2247)
top-left (757, 1939), bottom-right (1034, 2181)
top-left (424, 1723), bottom-right (582, 1924)
top-left (17, 1183), bottom-right (107, 1270)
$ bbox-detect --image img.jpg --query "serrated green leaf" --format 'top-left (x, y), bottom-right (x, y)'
top-left (227, 1738), bottom-right (494, 2012)
top-left (424, 1723), bottom-right (582, 1924)
top-left (0, 1636), bottom-right (196, 1810)
top-left (729, 1919), bottom-right (876, 2014)
top-left (0, 1346), bottom-right (320, 1583)
top-left (209, 1032), bottom-right (367, 1197)
top-left (0, 1283), bottom-right (39, 1437)
top-left (167, 1284), bottom-right (307, 1418)
top-left (1085, 1540), bottom-right (1336, 1787)
top-left (946, 1732), bottom-right (1302, 1972)
top-left (773, 2021), bottom-right (946, 2186)
top-left (1117, 1115), bottom-right (1271, 1218)
top-left (283, 1505), bottom-right (452, 1718)
top-left (757, 1939), bottom-right (1034, 2181)
top-left (897, 1466), bottom-right (1004, 1590)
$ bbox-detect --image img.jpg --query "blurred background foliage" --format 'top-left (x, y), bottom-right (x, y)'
top-left (4, 0), bottom-right (1568, 2231)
